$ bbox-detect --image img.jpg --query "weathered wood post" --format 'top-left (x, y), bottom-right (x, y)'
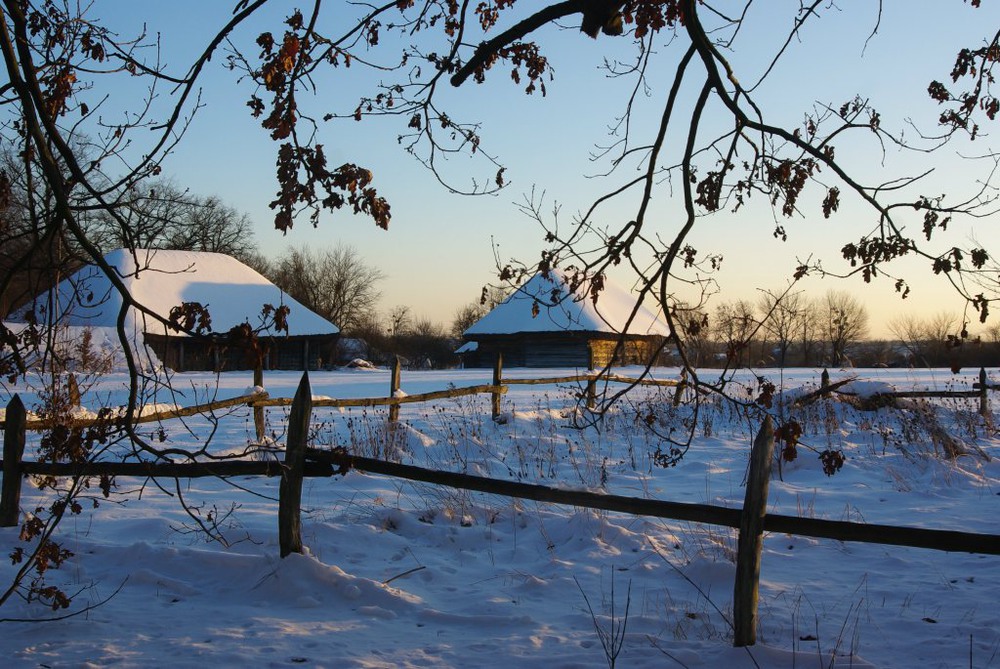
top-left (733, 415), bottom-right (775, 647)
top-left (389, 356), bottom-right (402, 424)
top-left (67, 373), bottom-right (81, 408)
top-left (491, 353), bottom-right (503, 419)
top-left (253, 362), bottom-right (266, 443)
top-left (586, 377), bottom-right (597, 410)
top-left (279, 372), bottom-right (312, 558)
top-left (672, 368), bottom-right (688, 407)
top-left (979, 367), bottom-right (990, 418)
top-left (1, 395), bottom-right (27, 527)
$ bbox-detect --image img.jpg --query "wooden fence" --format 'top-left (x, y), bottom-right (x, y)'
top-left (813, 366), bottom-right (996, 416)
top-left (1, 363), bottom-right (999, 647)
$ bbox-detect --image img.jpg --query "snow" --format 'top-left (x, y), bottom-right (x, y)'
top-left (838, 379), bottom-right (895, 398)
top-left (465, 269), bottom-right (670, 336)
top-left (8, 248), bottom-right (338, 338)
top-left (1, 366), bottom-right (999, 668)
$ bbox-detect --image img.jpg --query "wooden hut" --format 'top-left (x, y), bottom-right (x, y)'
top-left (458, 269), bottom-right (670, 369)
top-left (11, 248), bottom-right (339, 372)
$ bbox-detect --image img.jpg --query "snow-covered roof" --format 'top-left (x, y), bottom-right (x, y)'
top-left (13, 248), bottom-right (338, 338)
top-left (464, 269), bottom-right (670, 337)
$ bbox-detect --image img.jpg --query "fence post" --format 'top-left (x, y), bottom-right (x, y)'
top-left (279, 372), bottom-right (312, 558)
top-left (389, 356), bottom-right (402, 424)
top-left (491, 353), bottom-right (503, 419)
top-left (979, 367), bottom-right (989, 418)
top-left (67, 373), bottom-right (80, 408)
top-left (1, 395), bottom-right (27, 527)
top-left (253, 362), bottom-right (266, 443)
top-left (672, 368), bottom-right (687, 407)
top-left (586, 377), bottom-right (597, 410)
top-left (733, 415), bottom-right (775, 647)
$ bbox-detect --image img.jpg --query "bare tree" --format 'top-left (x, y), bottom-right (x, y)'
top-left (889, 311), bottom-right (962, 367)
top-left (671, 302), bottom-right (710, 368)
top-left (86, 182), bottom-right (259, 262)
top-left (398, 317), bottom-right (455, 368)
top-left (713, 300), bottom-right (758, 367)
top-left (164, 195), bottom-right (258, 261)
top-left (0, 144), bottom-right (90, 320)
top-left (798, 300), bottom-right (822, 368)
top-left (820, 290), bottom-right (869, 367)
top-left (451, 302), bottom-right (487, 339)
top-left (451, 285), bottom-right (508, 337)
top-left (388, 305), bottom-right (412, 338)
top-left (268, 245), bottom-right (384, 332)
top-left (758, 290), bottom-right (808, 368)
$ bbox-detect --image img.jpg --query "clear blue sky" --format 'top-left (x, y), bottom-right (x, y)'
top-left (90, 1), bottom-right (1000, 337)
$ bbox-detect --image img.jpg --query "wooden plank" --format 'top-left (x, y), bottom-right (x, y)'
top-left (505, 374), bottom-right (679, 387)
top-left (5, 443), bottom-right (999, 556)
top-left (761, 514), bottom-right (1000, 554)
top-left (0, 395), bottom-right (27, 527)
top-left (305, 448), bottom-right (1000, 555)
top-left (980, 367), bottom-right (990, 417)
top-left (733, 416), bottom-right (774, 647)
top-left (3, 392), bottom-right (264, 431)
top-left (389, 356), bottom-right (401, 423)
top-left (255, 384), bottom-right (507, 409)
top-left (492, 353), bottom-right (503, 419)
top-left (13, 460), bottom-right (333, 478)
top-left (308, 447), bottom-right (742, 527)
top-left (253, 364), bottom-right (266, 443)
top-left (279, 372), bottom-right (312, 558)
top-left (873, 390), bottom-right (980, 399)
top-left (3, 372), bottom-right (680, 431)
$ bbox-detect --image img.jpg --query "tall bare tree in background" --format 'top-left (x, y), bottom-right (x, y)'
top-left (268, 245), bottom-right (384, 333)
top-left (451, 286), bottom-right (509, 337)
top-left (713, 299), bottom-right (759, 368)
top-left (84, 181), bottom-right (259, 262)
top-left (758, 290), bottom-right (808, 368)
top-left (820, 290), bottom-right (869, 367)
top-left (889, 311), bottom-right (963, 367)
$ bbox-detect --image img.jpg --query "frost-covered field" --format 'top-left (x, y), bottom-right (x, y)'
top-left (1, 366), bottom-right (999, 668)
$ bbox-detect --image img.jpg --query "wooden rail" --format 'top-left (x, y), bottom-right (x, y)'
top-left (1, 392), bottom-right (265, 431)
top-left (0, 355), bottom-right (672, 433)
top-left (804, 367), bottom-right (994, 417)
top-left (254, 384), bottom-right (507, 408)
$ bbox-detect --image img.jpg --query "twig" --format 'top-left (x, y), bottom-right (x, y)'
top-left (382, 565), bottom-right (426, 585)
top-left (650, 543), bottom-right (761, 669)
top-left (0, 578), bottom-right (128, 623)
top-left (574, 572), bottom-right (630, 669)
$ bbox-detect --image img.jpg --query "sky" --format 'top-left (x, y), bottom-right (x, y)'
top-left (83, 1), bottom-right (1000, 337)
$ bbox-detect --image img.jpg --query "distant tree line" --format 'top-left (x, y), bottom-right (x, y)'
top-left (676, 289), bottom-right (997, 371)
top-left (4, 173), bottom-right (996, 371)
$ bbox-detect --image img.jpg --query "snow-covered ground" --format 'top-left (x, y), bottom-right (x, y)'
top-left (1, 366), bottom-right (999, 668)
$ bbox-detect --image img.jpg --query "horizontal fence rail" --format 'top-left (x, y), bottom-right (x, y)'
top-left (2, 364), bottom-right (993, 431)
top-left (306, 448), bottom-right (1000, 555)
top-left (3, 448), bottom-right (995, 556)
top-left (0, 392), bottom-right (265, 431)
top-left (255, 383), bottom-right (508, 408)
